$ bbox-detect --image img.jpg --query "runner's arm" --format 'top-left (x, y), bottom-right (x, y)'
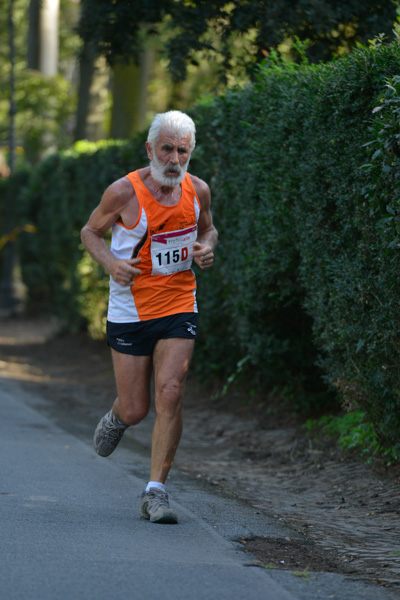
top-left (80, 178), bottom-right (142, 286)
top-left (191, 176), bottom-right (218, 270)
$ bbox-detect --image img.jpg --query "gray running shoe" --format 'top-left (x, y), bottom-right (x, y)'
top-left (140, 488), bottom-right (178, 524)
top-left (93, 409), bottom-right (128, 457)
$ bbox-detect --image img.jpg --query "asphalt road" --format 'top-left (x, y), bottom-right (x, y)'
top-left (1, 379), bottom-right (399, 600)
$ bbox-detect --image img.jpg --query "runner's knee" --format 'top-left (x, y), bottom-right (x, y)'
top-left (155, 380), bottom-right (183, 418)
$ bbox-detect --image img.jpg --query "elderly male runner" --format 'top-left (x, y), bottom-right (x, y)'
top-left (81, 111), bottom-right (217, 524)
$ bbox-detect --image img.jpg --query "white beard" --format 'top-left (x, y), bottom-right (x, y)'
top-left (150, 153), bottom-right (189, 187)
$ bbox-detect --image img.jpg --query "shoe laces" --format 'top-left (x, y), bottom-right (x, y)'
top-left (103, 418), bottom-right (123, 441)
top-left (146, 490), bottom-right (169, 508)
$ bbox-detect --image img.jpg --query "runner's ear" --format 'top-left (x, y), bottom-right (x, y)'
top-left (145, 141), bottom-right (153, 161)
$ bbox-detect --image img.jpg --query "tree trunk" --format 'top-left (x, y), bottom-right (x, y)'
top-left (110, 47), bottom-right (154, 139)
top-left (39, 0), bottom-right (60, 75)
top-left (1, 0), bottom-right (17, 309)
top-left (75, 40), bottom-right (110, 142)
top-left (27, 0), bottom-right (40, 69)
top-left (27, 0), bottom-right (59, 75)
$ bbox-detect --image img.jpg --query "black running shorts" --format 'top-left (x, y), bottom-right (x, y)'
top-left (107, 312), bottom-right (198, 356)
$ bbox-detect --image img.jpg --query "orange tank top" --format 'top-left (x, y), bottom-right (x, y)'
top-left (107, 170), bottom-right (200, 323)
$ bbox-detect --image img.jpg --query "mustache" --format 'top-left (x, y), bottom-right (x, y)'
top-left (164, 164), bottom-right (180, 173)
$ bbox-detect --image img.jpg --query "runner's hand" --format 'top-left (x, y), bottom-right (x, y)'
top-left (193, 242), bottom-right (214, 270)
top-left (110, 258), bottom-right (142, 286)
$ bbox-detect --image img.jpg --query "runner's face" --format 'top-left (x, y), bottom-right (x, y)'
top-left (149, 130), bottom-right (191, 187)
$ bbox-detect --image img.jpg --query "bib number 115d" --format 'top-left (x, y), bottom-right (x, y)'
top-left (150, 225), bottom-right (197, 276)
top-left (155, 247), bottom-right (189, 266)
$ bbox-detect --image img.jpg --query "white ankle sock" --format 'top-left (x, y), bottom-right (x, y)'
top-left (111, 411), bottom-right (128, 428)
top-left (146, 481), bottom-right (166, 493)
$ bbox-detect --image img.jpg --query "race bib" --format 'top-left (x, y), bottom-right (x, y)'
top-left (150, 225), bottom-right (197, 276)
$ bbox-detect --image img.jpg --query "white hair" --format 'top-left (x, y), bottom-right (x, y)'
top-left (147, 110), bottom-right (196, 151)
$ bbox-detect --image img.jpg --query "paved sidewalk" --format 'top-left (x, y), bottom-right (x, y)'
top-left (0, 381), bottom-right (295, 600)
top-left (1, 379), bottom-right (398, 600)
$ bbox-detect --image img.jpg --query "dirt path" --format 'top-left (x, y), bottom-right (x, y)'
top-left (1, 315), bottom-right (399, 592)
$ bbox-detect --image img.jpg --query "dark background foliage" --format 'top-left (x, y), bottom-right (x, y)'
top-left (78, 0), bottom-right (398, 80)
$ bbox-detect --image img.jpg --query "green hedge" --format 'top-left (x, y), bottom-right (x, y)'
top-left (15, 137), bottom-right (148, 325)
top-left (191, 42), bottom-right (400, 453)
top-left (291, 48), bottom-right (400, 451)
top-left (2, 40), bottom-right (400, 456)
top-left (190, 80), bottom-right (323, 409)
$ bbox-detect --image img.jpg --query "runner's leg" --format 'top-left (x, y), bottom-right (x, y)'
top-left (150, 337), bottom-right (195, 483)
top-left (110, 349), bottom-right (153, 425)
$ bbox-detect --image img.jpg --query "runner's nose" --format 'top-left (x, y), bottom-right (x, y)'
top-left (170, 149), bottom-right (179, 164)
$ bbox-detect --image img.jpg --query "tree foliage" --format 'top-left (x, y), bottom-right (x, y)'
top-left (77, 0), bottom-right (169, 66)
top-left (78, 0), bottom-right (398, 80)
